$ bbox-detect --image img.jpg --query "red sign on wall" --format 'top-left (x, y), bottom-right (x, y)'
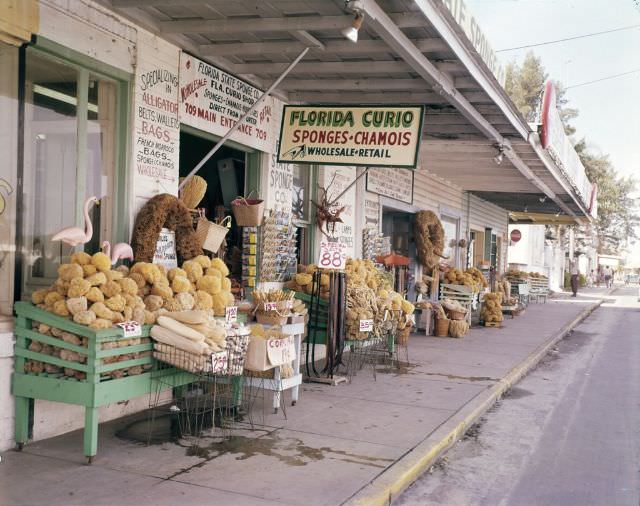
top-left (510, 229), bottom-right (522, 243)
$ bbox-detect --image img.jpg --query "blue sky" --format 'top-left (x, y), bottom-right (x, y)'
top-left (466, 0), bottom-right (640, 179)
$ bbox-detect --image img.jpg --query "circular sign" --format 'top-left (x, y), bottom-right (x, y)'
top-left (510, 229), bottom-right (522, 243)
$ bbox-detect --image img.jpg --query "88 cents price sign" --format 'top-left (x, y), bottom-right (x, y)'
top-left (318, 239), bottom-right (347, 270)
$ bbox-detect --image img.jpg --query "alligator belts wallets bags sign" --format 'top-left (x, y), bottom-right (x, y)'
top-left (277, 105), bottom-right (424, 168)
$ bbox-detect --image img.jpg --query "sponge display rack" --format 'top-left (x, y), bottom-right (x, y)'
top-left (11, 301), bottom-right (196, 463)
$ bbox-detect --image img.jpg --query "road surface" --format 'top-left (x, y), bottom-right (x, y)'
top-left (397, 286), bottom-right (640, 506)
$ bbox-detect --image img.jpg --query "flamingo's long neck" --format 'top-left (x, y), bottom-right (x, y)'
top-left (83, 199), bottom-right (94, 241)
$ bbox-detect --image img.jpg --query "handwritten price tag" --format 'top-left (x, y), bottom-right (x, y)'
top-left (211, 351), bottom-right (228, 374)
top-left (266, 336), bottom-right (296, 366)
top-left (264, 302), bottom-right (278, 312)
top-left (359, 319), bottom-right (374, 332)
top-left (225, 306), bottom-right (238, 323)
top-left (318, 239), bottom-right (346, 270)
top-left (115, 321), bottom-right (142, 338)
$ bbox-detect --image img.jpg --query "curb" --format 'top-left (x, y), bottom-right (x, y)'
top-left (345, 299), bottom-right (603, 506)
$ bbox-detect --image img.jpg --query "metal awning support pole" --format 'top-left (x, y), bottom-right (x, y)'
top-left (179, 47), bottom-right (310, 191)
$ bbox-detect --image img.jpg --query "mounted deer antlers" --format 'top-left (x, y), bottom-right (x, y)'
top-left (312, 173), bottom-right (347, 238)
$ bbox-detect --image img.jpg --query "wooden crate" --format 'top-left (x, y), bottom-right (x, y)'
top-left (12, 302), bottom-right (195, 462)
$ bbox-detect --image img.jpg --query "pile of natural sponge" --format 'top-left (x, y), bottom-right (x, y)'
top-left (32, 252), bottom-right (235, 329)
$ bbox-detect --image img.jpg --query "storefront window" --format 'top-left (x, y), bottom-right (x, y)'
top-left (441, 215), bottom-right (459, 266)
top-left (20, 48), bottom-right (119, 296)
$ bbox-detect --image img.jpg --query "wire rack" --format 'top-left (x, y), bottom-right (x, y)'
top-left (146, 334), bottom-right (254, 451)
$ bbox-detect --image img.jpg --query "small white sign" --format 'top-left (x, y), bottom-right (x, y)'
top-left (225, 306), bottom-right (238, 323)
top-left (263, 302), bottom-right (278, 312)
top-left (359, 319), bottom-right (374, 332)
top-left (152, 228), bottom-right (178, 270)
top-left (115, 321), bottom-right (142, 338)
top-left (318, 240), bottom-right (347, 270)
top-left (266, 336), bottom-right (296, 366)
top-left (211, 351), bottom-right (228, 374)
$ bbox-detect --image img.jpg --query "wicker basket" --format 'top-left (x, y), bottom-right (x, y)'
top-left (397, 325), bottom-right (412, 345)
top-left (256, 313), bottom-right (289, 326)
top-left (231, 191), bottom-right (264, 227)
top-left (196, 216), bottom-right (230, 252)
top-left (434, 318), bottom-right (450, 337)
top-left (447, 309), bottom-right (467, 321)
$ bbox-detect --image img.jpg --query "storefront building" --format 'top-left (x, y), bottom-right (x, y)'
top-left (0, 0), bottom-right (594, 449)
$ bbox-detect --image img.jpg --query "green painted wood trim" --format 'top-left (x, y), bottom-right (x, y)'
top-left (95, 342), bottom-right (152, 358)
top-left (12, 373), bottom-right (93, 405)
top-left (14, 302), bottom-right (151, 340)
top-left (15, 348), bottom-right (89, 372)
top-left (32, 36), bottom-right (132, 81)
top-left (95, 370), bottom-right (194, 406)
top-left (292, 291), bottom-right (329, 308)
top-left (308, 165), bottom-right (319, 261)
top-left (95, 357), bottom-right (150, 374)
top-left (484, 227), bottom-right (492, 260)
top-left (245, 150), bottom-right (262, 196)
top-left (15, 327), bottom-right (87, 355)
top-left (113, 79), bottom-right (133, 243)
top-left (76, 69), bottom-right (89, 232)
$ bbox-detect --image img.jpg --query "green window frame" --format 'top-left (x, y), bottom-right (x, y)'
top-left (15, 37), bottom-right (131, 299)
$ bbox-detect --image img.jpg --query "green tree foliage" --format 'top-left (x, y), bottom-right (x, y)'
top-left (504, 51), bottom-right (639, 255)
top-left (504, 52), bottom-right (547, 122)
top-left (574, 141), bottom-right (639, 254)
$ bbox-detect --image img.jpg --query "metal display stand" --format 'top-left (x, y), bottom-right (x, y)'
top-left (240, 322), bottom-right (304, 414)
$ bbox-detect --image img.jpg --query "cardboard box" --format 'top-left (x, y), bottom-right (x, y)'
top-left (244, 336), bottom-right (296, 372)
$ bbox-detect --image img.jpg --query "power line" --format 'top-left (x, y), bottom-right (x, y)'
top-left (496, 24), bottom-right (640, 52)
top-left (565, 68), bottom-right (640, 90)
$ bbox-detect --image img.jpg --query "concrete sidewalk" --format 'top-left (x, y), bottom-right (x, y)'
top-left (0, 293), bottom-right (605, 506)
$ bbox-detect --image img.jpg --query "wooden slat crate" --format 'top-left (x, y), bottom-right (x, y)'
top-left (439, 284), bottom-right (476, 325)
top-left (529, 277), bottom-right (550, 303)
top-left (12, 302), bottom-right (195, 463)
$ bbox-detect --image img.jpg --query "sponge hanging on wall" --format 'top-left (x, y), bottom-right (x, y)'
top-left (130, 193), bottom-right (202, 265)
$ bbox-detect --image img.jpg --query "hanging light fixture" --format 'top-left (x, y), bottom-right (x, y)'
top-left (493, 144), bottom-right (505, 165)
top-left (342, 12), bottom-right (364, 43)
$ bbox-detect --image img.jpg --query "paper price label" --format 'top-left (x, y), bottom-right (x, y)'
top-left (359, 319), bottom-right (374, 332)
top-left (264, 302), bottom-right (278, 312)
top-left (225, 306), bottom-right (238, 323)
top-left (115, 321), bottom-right (142, 338)
top-left (266, 336), bottom-right (296, 366)
top-left (318, 240), bottom-right (347, 270)
top-left (211, 351), bottom-right (229, 374)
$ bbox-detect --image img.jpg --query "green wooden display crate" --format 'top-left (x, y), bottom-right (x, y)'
top-left (291, 291), bottom-right (328, 344)
top-left (12, 302), bottom-right (195, 463)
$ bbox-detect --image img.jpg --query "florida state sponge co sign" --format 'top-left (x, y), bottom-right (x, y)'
top-left (277, 105), bottom-right (424, 168)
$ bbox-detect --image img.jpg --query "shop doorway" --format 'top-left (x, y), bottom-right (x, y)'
top-left (381, 209), bottom-right (417, 300)
top-left (179, 129), bottom-right (246, 282)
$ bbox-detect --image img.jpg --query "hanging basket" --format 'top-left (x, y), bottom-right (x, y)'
top-left (231, 191), bottom-right (264, 227)
top-left (434, 318), bottom-right (450, 337)
top-left (446, 309), bottom-right (467, 321)
top-left (196, 215), bottom-right (231, 252)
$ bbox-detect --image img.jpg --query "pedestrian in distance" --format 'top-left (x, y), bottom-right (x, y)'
top-left (587, 270), bottom-right (595, 287)
top-left (570, 260), bottom-right (579, 297)
top-left (604, 266), bottom-right (613, 288)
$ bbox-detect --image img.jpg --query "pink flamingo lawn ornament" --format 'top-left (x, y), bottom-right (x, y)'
top-left (101, 240), bottom-right (134, 265)
top-left (51, 196), bottom-right (99, 247)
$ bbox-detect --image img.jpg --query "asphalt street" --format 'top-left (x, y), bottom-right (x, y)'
top-left (397, 286), bottom-right (640, 506)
